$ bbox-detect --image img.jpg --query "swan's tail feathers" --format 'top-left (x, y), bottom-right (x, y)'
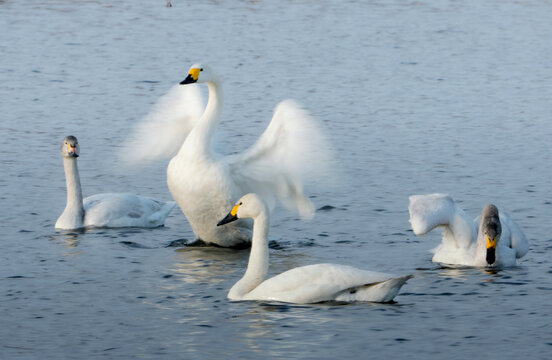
top-left (335, 275), bottom-right (413, 303)
top-left (227, 100), bottom-right (333, 219)
top-left (122, 84), bottom-right (204, 166)
top-left (408, 193), bottom-right (457, 236)
top-left (163, 201), bottom-right (177, 215)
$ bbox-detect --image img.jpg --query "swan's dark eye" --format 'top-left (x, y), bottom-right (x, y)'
top-left (200, 68), bottom-right (204, 71)
top-left (239, 202), bottom-right (242, 205)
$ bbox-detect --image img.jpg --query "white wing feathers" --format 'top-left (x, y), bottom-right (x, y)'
top-left (123, 84), bottom-right (204, 165)
top-left (248, 264), bottom-right (396, 303)
top-left (496, 211), bottom-right (529, 258)
top-left (226, 100), bottom-right (331, 219)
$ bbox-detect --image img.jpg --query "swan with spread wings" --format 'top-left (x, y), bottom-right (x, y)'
top-left (124, 64), bottom-right (330, 247)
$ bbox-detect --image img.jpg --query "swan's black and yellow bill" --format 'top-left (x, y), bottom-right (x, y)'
top-left (486, 236), bottom-right (497, 265)
top-left (66, 143), bottom-right (79, 157)
top-left (217, 203), bottom-right (241, 226)
top-left (180, 68), bottom-right (201, 84)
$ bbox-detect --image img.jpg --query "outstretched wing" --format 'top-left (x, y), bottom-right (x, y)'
top-left (122, 84), bottom-right (204, 165)
top-left (225, 100), bottom-right (331, 219)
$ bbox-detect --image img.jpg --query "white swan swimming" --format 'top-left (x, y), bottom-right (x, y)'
top-left (408, 193), bottom-right (529, 267)
top-left (124, 63), bottom-right (330, 247)
top-left (217, 193), bottom-right (412, 303)
top-left (55, 136), bottom-right (176, 230)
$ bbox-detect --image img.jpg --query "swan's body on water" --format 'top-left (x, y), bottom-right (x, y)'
top-left (217, 193), bottom-right (412, 303)
top-left (124, 64), bottom-right (330, 247)
top-left (408, 193), bottom-right (529, 267)
top-left (55, 136), bottom-right (176, 230)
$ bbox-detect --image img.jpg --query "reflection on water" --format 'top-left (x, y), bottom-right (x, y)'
top-left (170, 246), bottom-right (247, 284)
top-left (48, 232), bottom-right (83, 255)
top-left (168, 241), bottom-right (315, 287)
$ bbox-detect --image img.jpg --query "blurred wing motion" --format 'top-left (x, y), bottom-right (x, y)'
top-left (122, 84), bottom-right (204, 165)
top-left (226, 100), bottom-right (331, 219)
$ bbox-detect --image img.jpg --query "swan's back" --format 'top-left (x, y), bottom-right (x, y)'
top-left (243, 264), bottom-right (408, 304)
top-left (83, 193), bottom-right (175, 228)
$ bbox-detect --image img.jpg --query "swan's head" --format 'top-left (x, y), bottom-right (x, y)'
top-left (217, 193), bottom-right (266, 226)
top-left (180, 63), bottom-right (214, 85)
top-left (480, 204), bottom-right (501, 265)
top-left (61, 135), bottom-right (80, 158)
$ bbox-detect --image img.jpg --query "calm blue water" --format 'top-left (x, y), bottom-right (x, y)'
top-left (1, 1), bottom-right (551, 359)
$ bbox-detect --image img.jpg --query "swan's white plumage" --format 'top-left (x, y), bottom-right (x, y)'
top-left (124, 64), bottom-right (331, 246)
top-left (408, 193), bottom-right (529, 267)
top-left (219, 193), bottom-right (412, 304)
top-left (242, 263), bottom-right (411, 304)
top-left (226, 99), bottom-right (328, 218)
top-left (82, 193), bottom-right (176, 228)
top-left (56, 136), bottom-right (176, 230)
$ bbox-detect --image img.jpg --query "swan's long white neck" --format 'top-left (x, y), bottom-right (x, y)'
top-left (179, 79), bottom-right (223, 161)
top-left (442, 205), bottom-right (477, 249)
top-left (56, 157), bottom-right (84, 229)
top-left (228, 211), bottom-right (269, 299)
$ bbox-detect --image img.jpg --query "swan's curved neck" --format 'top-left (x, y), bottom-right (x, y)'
top-left (444, 206), bottom-right (477, 249)
top-left (57, 157), bottom-right (84, 228)
top-left (180, 79), bottom-right (223, 160)
top-left (228, 212), bottom-right (270, 299)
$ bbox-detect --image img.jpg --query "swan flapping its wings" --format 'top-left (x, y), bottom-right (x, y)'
top-left (123, 64), bottom-right (331, 246)
top-left (123, 84), bottom-right (204, 164)
top-left (226, 99), bottom-right (328, 218)
top-left (408, 193), bottom-right (529, 267)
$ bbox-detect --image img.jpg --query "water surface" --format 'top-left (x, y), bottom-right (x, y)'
top-left (1, 1), bottom-right (551, 359)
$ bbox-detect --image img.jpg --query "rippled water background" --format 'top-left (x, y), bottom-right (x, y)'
top-left (1, 0), bottom-right (551, 359)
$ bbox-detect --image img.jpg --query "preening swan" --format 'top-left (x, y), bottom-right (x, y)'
top-left (408, 193), bottom-right (529, 267)
top-left (55, 136), bottom-right (176, 230)
top-left (217, 193), bottom-right (412, 303)
top-left (124, 63), bottom-right (330, 247)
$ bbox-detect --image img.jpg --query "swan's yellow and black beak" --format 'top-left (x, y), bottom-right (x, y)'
top-left (67, 143), bottom-right (79, 157)
top-left (180, 68), bottom-right (201, 85)
top-left (486, 236), bottom-right (497, 265)
top-left (217, 203), bottom-right (240, 226)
